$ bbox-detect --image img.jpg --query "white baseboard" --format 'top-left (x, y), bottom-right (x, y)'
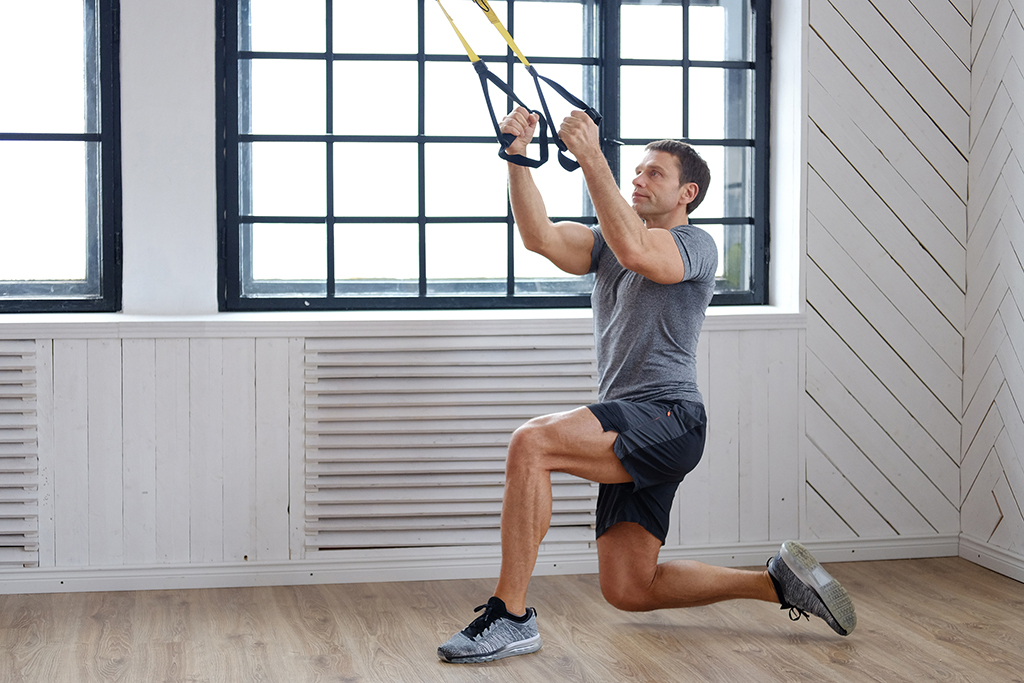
top-left (0, 547), bottom-right (589, 595)
top-left (959, 535), bottom-right (1024, 583)
top-left (657, 534), bottom-right (960, 567)
top-left (0, 534), bottom-right (964, 595)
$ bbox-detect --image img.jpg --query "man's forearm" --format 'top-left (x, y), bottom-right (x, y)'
top-left (576, 153), bottom-right (649, 262)
top-left (508, 163), bottom-right (553, 253)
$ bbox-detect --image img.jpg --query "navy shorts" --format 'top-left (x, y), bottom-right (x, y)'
top-left (588, 399), bottom-right (707, 544)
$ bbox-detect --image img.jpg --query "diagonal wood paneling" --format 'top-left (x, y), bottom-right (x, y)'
top-left (806, 0), bottom-right (967, 541)
top-left (963, 0), bottom-right (1024, 561)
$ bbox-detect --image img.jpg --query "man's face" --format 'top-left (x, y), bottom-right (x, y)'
top-left (630, 150), bottom-right (685, 220)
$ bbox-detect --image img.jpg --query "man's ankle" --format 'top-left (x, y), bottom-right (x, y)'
top-left (765, 569), bottom-right (783, 604)
top-left (495, 595), bottom-right (527, 617)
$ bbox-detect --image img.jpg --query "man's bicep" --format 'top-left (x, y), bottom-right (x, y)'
top-left (631, 229), bottom-right (686, 284)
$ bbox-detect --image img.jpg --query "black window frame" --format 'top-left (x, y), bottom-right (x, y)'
top-left (217, 0), bottom-right (769, 311)
top-left (0, 0), bottom-right (123, 314)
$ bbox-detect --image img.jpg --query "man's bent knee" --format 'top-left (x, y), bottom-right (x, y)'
top-left (599, 569), bottom-right (659, 612)
top-left (509, 419), bottom-right (543, 452)
top-left (506, 419), bottom-right (556, 472)
top-left (509, 412), bottom-right (572, 455)
top-left (596, 523), bottom-right (664, 612)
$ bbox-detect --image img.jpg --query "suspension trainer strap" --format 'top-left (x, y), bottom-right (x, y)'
top-left (471, 0), bottom-right (602, 171)
top-left (471, 0), bottom-right (531, 67)
top-left (434, 0), bottom-right (548, 168)
top-left (474, 61), bottom-right (549, 167)
top-left (528, 66), bottom-right (602, 171)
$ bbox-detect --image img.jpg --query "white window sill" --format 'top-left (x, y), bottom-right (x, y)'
top-left (0, 305), bottom-right (805, 339)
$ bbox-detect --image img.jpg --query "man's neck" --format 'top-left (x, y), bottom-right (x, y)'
top-left (641, 213), bottom-right (690, 231)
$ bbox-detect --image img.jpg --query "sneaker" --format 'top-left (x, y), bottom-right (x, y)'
top-left (767, 540), bottom-right (857, 636)
top-left (437, 597), bottom-right (542, 663)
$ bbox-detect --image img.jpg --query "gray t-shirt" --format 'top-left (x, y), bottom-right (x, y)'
top-left (589, 224), bottom-right (718, 404)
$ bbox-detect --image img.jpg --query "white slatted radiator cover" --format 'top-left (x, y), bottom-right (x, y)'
top-left (304, 326), bottom-right (600, 554)
top-left (0, 340), bottom-right (39, 567)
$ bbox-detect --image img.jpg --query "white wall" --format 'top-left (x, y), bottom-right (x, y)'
top-left (6, 0), bottom-right (1024, 593)
top-left (961, 0), bottom-right (1024, 581)
top-left (804, 0), bottom-right (967, 542)
top-left (120, 0), bottom-right (219, 314)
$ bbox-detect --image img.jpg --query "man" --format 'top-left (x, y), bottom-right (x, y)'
top-left (437, 108), bottom-right (856, 664)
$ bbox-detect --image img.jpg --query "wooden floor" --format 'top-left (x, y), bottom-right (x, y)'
top-left (1, 557), bottom-right (1022, 682)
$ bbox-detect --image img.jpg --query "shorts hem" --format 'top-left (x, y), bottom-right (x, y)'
top-left (610, 439), bottom-right (644, 493)
top-left (595, 518), bottom-right (667, 546)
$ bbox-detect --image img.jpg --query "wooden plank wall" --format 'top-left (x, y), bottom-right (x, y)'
top-left (37, 338), bottom-right (296, 569)
top-left (7, 320), bottom-right (802, 585)
top-left (963, 0), bottom-right (1024, 558)
top-left (805, 0), bottom-right (968, 540)
top-left (672, 328), bottom-right (802, 550)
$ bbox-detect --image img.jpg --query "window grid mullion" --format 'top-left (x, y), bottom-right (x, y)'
top-left (600, 0), bottom-right (620, 185)
top-left (325, 0), bottom-right (335, 298)
top-left (417, 0), bottom-right (428, 299)
top-left (507, 0), bottom-right (517, 298)
top-left (233, 0), bottom-right (251, 303)
top-left (85, 0), bottom-right (102, 290)
top-left (753, 0), bottom-right (770, 302)
top-left (682, 0), bottom-right (690, 141)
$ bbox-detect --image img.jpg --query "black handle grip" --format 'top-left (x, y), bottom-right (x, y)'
top-left (474, 60), bottom-right (550, 168)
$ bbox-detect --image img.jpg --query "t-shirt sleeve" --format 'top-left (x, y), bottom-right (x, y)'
top-left (588, 226), bottom-right (606, 274)
top-left (672, 226), bottom-right (719, 284)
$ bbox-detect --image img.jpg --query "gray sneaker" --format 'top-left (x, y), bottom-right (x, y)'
top-left (437, 597), bottom-right (542, 663)
top-left (767, 540), bottom-right (857, 636)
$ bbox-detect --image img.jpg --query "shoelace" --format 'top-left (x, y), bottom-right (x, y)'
top-left (464, 602), bottom-right (500, 639)
top-left (785, 606), bottom-right (810, 622)
top-left (766, 556), bottom-right (810, 623)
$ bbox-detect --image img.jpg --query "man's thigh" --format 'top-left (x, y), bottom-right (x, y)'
top-left (595, 521), bottom-right (662, 585)
top-left (517, 406), bottom-right (633, 485)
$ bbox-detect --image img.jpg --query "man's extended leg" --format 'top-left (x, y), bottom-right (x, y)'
top-left (597, 522), bottom-right (857, 636)
top-left (596, 522), bottom-right (778, 612)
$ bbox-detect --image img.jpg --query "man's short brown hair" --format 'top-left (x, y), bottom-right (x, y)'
top-left (644, 140), bottom-right (711, 214)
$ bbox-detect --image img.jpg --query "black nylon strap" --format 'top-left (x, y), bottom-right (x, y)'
top-left (473, 61), bottom-right (548, 168)
top-left (527, 65), bottom-right (602, 172)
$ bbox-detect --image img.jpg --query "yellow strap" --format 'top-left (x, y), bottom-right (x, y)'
top-left (472, 0), bottom-right (531, 67)
top-left (435, 0), bottom-right (480, 62)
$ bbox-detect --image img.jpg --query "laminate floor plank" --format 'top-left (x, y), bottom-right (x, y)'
top-left (0, 557), bottom-right (1021, 682)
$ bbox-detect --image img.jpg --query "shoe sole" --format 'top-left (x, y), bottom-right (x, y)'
top-left (439, 634), bottom-right (543, 663)
top-left (780, 540), bottom-right (857, 635)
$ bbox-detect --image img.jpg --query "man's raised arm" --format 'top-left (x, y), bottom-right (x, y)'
top-left (500, 107), bottom-right (594, 276)
top-left (557, 111), bottom-right (688, 284)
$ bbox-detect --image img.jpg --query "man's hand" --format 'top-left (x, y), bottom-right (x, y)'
top-left (499, 107), bottom-right (540, 158)
top-left (558, 110), bottom-right (603, 166)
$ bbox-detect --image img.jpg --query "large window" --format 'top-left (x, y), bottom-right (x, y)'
top-left (0, 0), bottom-right (122, 313)
top-left (218, 0), bottom-right (769, 311)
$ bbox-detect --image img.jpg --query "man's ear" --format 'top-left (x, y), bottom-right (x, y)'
top-left (679, 181), bottom-right (699, 207)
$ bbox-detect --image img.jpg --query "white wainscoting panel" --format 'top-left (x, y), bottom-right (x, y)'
top-left (806, 0), bottom-right (967, 542)
top-left (32, 337), bottom-right (298, 572)
top-left (670, 328), bottom-right (802, 552)
top-left (0, 304), bottom-right (961, 594)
